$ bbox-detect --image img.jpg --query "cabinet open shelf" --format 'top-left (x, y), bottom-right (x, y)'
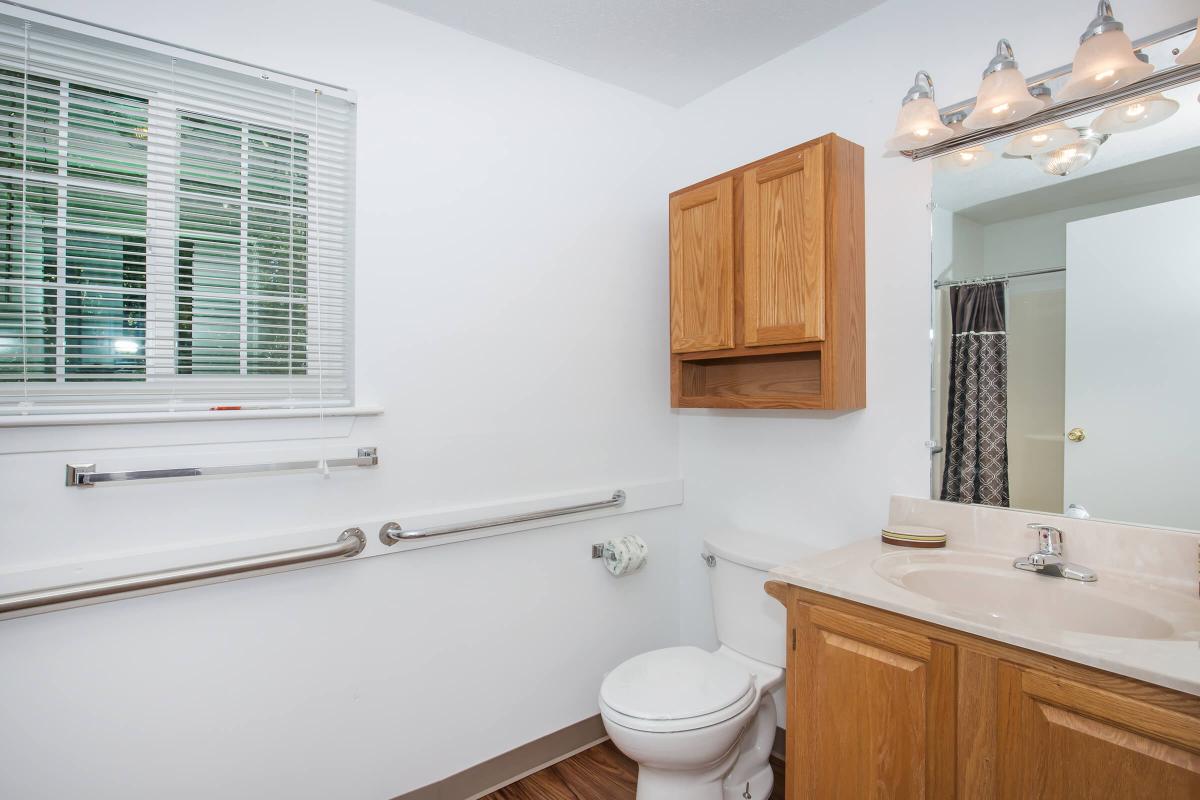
top-left (677, 351), bottom-right (824, 409)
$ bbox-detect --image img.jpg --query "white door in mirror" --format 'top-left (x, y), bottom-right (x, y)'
top-left (1064, 195), bottom-right (1200, 529)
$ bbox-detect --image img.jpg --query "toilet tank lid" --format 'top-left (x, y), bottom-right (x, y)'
top-left (703, 529), bottom-right (818, 571)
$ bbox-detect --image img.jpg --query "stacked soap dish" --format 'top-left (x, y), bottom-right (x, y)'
top-left (881, 525), bottom-right (947, 549)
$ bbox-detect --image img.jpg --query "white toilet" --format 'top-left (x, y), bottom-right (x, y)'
top-left (599, 530), bottom-right (813, 800)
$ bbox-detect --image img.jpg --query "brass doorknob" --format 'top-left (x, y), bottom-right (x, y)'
top-left (1067, 427), bottom-right (1086, 443)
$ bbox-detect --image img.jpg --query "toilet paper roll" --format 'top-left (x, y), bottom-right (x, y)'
top-left (602, 535), bottom-right (648, 577)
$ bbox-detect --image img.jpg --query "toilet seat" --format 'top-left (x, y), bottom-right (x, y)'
top-left (600, 688), bottom-right (756, 734)
top-left (599, 646), bottom-right (758, 734)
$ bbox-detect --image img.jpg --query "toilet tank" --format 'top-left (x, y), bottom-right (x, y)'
top-left (703, 530), bottom-right (816, 668)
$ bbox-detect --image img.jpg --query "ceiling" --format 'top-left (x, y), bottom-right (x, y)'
top-left (377, 0), bottom-right (886, 106)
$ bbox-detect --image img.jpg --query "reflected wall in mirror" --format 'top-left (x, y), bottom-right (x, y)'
top-left (930, 59), bottom-right (1199, 531)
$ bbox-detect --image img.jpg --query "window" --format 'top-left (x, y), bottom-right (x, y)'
top-left (0, 13), bottom-right (354, 415)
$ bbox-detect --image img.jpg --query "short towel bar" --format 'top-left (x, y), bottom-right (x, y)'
top-left (66, 447), bottom-right (378, 487)
top-left (379, 490), bottom-right (626, 545)
top-left (0, 529), bottom-right (367, 621)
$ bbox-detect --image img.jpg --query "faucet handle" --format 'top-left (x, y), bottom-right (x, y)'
top-left (1027, 523), bottom-right (1063, 555)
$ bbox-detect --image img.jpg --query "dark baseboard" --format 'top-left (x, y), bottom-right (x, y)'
top-left (393, 719), bottom-right (787, 799)
top-left (392, 714), bottom-right (607, 800)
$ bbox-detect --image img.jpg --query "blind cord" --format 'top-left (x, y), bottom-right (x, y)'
top-left (18, 22), bottom-right (30, 404)
top-left (166, 57), bottom-right (177, 411)
top-left (313, 88), bottom-right (328, 477)
top-left (286, 86), bottom-right (296, 408)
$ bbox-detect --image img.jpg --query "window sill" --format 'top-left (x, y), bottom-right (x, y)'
top-left (0, 405), bottom-right (384, 428)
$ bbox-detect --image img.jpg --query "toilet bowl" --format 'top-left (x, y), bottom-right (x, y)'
top-left (599, 531), bottom-right (814, 800)
top-left (600, 645), bottom-right (781, 800)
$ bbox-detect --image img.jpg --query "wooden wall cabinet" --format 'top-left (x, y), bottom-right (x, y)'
top-left (766, 582), bottom-right (1200, 799)
top-left (668, 134), bottom-right (864, 409)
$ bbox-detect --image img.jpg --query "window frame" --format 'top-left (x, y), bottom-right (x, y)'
top-left (0, 5), bottom-right (356, 417)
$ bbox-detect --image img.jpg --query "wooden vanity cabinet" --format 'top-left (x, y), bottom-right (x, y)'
top-left (668, 134), bottom-right (864, 410)
top-left (790, 601), bottom-right (956, 798)
top-left (996, 664), bottom-right (1200, 799)
top-left (766, 582), bottom-right (1200, 800)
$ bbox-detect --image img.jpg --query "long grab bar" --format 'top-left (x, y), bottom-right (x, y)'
top-left (66, 447), bottom-right (378, 487)
top-left (0, 529), bottom-right (367, 621)
top-left (379, 490), bottom-right (626, 545)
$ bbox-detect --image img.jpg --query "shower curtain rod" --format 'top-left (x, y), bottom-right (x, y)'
top-left (934, 266), bottom-right (1065, 289)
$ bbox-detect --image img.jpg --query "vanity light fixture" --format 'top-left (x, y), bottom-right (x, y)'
top-left (885, 71), bottom-right (954, 151)
top-left (1005, 123), bottom-right (1081, 157)
top-left (886, 10), bottom-right (1194, 160)
top-left (1058, 2), bottom-right (1153, 101)
top-left (1177, 25), bottom-right (1200, 65)
top-left (1092, 92), bottom-right (1180, 133)
top-left (963, 40), bottom-right (1043, 130)
top-left (1032, 128), bottom-right (1108, 176)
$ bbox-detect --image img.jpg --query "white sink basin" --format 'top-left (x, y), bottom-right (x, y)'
top-left (872, 551), bottom-right (1194, 641)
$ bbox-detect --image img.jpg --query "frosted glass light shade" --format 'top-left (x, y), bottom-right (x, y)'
top-left (1092, 93), bottom-right (1179, 134)
top-left (886, 96), bottom-right (953, 151)
top-left (935, 146), bottom-right (994, 173)
top-left (1006, 124), bottom-right (1080, 156)
top-left (963, 69), bottom-right (1043, 129)
top-left (1177, 28), bottom-right (1200, 65)
top-left (1058, 29), bottom-right (1153, 101)
top-left (962, 41), bottom-right (1041, 132)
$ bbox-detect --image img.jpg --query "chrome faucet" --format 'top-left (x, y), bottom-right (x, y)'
top-left (1013, 523), bottom-right (1097, 582)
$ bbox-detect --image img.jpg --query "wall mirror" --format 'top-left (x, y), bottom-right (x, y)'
top-left (929, 30), bottom-right (1199, 532)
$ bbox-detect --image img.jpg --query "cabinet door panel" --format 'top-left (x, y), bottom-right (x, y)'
top-left (997, 664), bottom-right (1200, 799)
top-left (743, 144), bottom-right (825, 346)
top-left (792, 603), bottom-right (955, 799)
top-left (669, 177), bottom-right (734, 353)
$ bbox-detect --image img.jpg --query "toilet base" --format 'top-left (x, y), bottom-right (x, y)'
top-left (722, 763), bottom-right (774, 800)
top-left (623, 694), bottom-right (778, 800)
top-left (635, 744), bottom-right (739, 800)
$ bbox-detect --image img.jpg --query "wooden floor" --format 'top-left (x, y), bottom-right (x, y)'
top-left (481, 741), bottom-right (784, 800)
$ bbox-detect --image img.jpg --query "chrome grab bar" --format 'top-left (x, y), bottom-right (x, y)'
top-left (379, 490), bottom-right (626, 545)
top-left (66, 447), bottom-right (378, 487)
top-left (0, 529), bottom-right (367, 621)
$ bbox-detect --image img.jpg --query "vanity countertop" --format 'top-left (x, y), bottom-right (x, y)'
top-left (769, 536), bottom-right (1200, 697)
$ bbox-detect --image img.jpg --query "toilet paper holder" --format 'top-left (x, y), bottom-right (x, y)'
top-left (591, 543), bottom-right (604, 559)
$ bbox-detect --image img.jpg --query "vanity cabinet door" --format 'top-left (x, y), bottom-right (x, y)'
top-left (996, 664), bottom-right (1200, 799)
top-left (742, 143), bottom-right (826, 346)
top-left (790, 602), bottom-right (956, 799)
top-left (669, 176), bottom-right (734, 353)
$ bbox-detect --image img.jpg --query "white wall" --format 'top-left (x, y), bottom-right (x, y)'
top-left (1005, 277), bottom-right (1066, 514)
top-left (982, 182), bottom-right (1200, 275)
top-left (667, 0), bottom-right (1195, 648)
top-left (0, 1), bottom-right (682, 798)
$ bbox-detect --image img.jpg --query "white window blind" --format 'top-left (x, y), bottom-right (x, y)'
top-left (0, 10), bottom-right (355, 416)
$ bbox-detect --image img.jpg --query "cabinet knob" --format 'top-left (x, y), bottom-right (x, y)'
top-left (1067, 427), bottom-right (1086, 443)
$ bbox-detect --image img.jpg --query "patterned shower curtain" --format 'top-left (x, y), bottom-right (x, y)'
top-left (941, 282), bottom-right (1010, 507)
